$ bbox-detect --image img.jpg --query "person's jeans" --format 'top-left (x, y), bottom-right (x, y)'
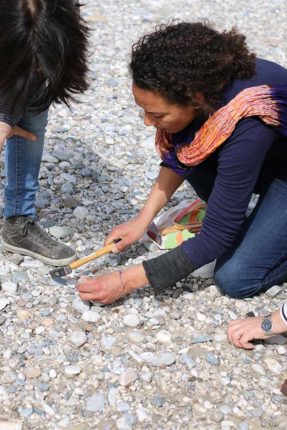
top-left (4, 109), bottom-right (48, 218)
top-left (188, 174), bottom-right (287, 298)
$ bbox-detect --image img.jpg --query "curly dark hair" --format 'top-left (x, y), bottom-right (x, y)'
top-left (0, 0), bottom-right (90, 112)
top-left (130, 21), bottom-right (256, 110)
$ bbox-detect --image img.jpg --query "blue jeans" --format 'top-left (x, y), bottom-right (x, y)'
top-left (4, 109), bottom-right (48, 218)
top-left (189, 175), bottom-right (287, 298)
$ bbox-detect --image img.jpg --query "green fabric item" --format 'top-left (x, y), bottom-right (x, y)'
top-left (163, 229), bottom-right (195, 249)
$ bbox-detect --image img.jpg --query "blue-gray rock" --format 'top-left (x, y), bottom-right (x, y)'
top-left (60, 173), bottom-right (77, 184)
top-left (152, 396), bottom-right (166, 407)
top-left (85, 393), bottom-right (106, 412)
top-left (101, 335), bottom-right (116, 350)
top-left (116, 414), bottom-right (137, 430)
top-left (18, 407), bottom-right (33, 418)
top-left (11, 271), bottom-right (29, 284)
top-left (73, 206), bottom-right (89, 220)
top-left (49, 226), bottom-right (73, 239)
top-left (179, 354), bottom-right (195, 369)
top-left (68, 331), bottom-right (87, 348)
top-left (205, 352), bottom-right (219, 366)
top-left (61, 183), bottom-right (74, 194)
top-left (191, 335), bottom-right (213, 344)
top-left (117, 402), bottom-right (130, 412)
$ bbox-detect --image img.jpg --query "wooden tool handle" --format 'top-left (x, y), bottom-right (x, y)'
top-left (70, 242), bottom-right (115, 270)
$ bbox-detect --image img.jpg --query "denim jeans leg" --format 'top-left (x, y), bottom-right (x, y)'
top-left (214, 177), bottom-right (287, 298)
top-left (4, 109), bottom-right (49, 218)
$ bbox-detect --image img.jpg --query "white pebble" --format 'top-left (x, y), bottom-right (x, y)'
top-left (123, 314), bottom-right (140, 327)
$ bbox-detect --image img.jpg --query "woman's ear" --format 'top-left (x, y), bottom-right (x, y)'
top-left (194, 92), bottom-right (205, 108)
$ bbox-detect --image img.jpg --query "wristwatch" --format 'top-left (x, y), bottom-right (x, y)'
top-left (261, 314), bottom-right (274, 336)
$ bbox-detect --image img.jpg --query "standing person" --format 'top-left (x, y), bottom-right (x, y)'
top-left (227, 303), bottom-right (287, 349)
top-left (77, 22), bottom-right (287, 304)
top-left (0, 0), bottom-right (89, 266)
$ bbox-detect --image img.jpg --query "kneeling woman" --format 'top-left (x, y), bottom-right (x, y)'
top-left (77, 22), bottom-right (287, 304)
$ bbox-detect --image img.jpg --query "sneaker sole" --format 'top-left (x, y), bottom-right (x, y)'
top-left (2, 241), bottom-right (77, 267)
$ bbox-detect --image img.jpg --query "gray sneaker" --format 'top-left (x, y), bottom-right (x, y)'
top-left (2, 216), bottom-right (76, 267)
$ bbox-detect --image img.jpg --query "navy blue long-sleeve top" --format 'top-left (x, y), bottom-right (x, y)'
top-left (168, 58), bottom-right (287, 268)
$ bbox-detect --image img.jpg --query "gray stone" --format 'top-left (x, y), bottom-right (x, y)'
top-left (73, 206), bottom-right (89, 220)
top-left (49, 226), bottom-right (73, 239)
top-left (68, 331), bottom-right (87, 348)
top-left (123, 314), bottom-right (140, 327)
top-left (119, 368), bottom-right (138, 386)
top-left (1, 281), bottom-right (17, 294)
top-left (205, 352), bottom-right (219, 366)
top-left (85, 393), bottom-right (106, 412)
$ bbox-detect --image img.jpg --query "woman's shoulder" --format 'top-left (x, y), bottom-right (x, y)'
top-left (222, 58), bottom-right (287, 104)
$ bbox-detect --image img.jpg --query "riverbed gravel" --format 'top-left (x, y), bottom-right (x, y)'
top-left (0, 1), bottom-right (286, 429)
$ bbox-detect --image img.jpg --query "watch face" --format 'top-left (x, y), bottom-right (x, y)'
top-left (262, 318), bottom-right (272, 333)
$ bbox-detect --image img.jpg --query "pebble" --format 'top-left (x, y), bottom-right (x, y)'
top-left (153, 352), bottom-right (177, 367)
top-left (73, 206), bottom-right (89, 220)
top-left (64, 365), bottom-right (81, 377)
top-left (123, 314), bottom-right (140, 327)
top-left (49, 226), bottom-right (73, 239)
top-left (11, 271), bottom-right (29, 283)
top-left (72, 296), bottom-right (91, 313)
top-left (68, 331), bottom-right (87, 348)
top-left (0, 298), bottom-right (9, 311)
top-left (81, 310), bottom-right (101, 322)
top-left (156, 330), bottom-right (172, 343)
top-left (24, 367), bottom-right (41, 379)
top-left (85, 393), bottom-right (106, 412)
top-left (265, 358), bottom-right (282, 374)
top-left (1, 281), bottom-right (17, 294)
top-left (205, 352), bottom-right (219, 366)
top-left (191, 335), bottom-right (213, 344)
top-left (119, 368), bottom-right (138, 386)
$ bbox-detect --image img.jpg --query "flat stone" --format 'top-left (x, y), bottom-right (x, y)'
top-left (123, 314), bottom-right (140, 327)
top-left (119, 368), bottom-right (138, 386)
top-left (24, 367), bottom-right (41, 379)
top-left (85, 393), bottom-right (106, 412)
top-left (73, 206), bottom-right (89, 220)
top-left (1, 281), bottom-right (17, 294)
top-left (49, 226), bottom-right (73, 239)
top-left (69, 331), bottom-right (87, 348)
top-left (81, 310), bottom-right (101, 322)
top-left (152, 352), bottom-right (176, 367)
top-left (156, 330), bottom-right (171, 343)
top-left (72, 297), bottom-right (91, 313)
top-left (0, 298), bottom-right (9, 311)
top-left (265, 358), bottom-right (282, 374)
top-left (64, 366), bottom-right (81, 377)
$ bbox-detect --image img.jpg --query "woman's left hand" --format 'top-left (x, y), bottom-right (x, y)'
top-left (76, 264), bottom-right (148, 304)
top-left (227, 316), bottom-right (268, 349)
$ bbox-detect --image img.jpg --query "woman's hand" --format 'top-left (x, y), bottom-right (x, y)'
top-left (0, 121), bottom-right (37, 152)
top-left (105, 215), bottom-right (148, 252)
top-left (227, 308), bottom-right (287, 349)
top-left (77, 264), bottom-right (148, 304)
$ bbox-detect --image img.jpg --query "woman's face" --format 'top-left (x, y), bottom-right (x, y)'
top-left (132, 83), bottom-right (198, 134)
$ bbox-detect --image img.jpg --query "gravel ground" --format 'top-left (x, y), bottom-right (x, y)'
top-left (0, 1), bottom-right (287, 429)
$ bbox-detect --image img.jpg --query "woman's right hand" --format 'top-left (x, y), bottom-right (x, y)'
top-left (105, 215), bottom-right (148, 252)
top-left (0, 121), bottom-right (37, 152)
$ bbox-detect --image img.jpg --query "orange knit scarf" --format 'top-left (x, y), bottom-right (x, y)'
top-left (156, 85), bottom-right (282, 166)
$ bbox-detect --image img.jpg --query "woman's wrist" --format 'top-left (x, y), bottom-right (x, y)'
top-left (269, 308), bottom-right (287, 335)
top-left (120, 265), bottom-right (149, 294)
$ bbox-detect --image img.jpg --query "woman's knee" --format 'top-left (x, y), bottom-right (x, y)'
top-left (214, 262), bottom-right (262, 299)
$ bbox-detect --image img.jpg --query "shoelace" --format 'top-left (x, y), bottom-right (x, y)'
top-left (21, 217), bottom-right (35, 236)
top-left (21, 217), bottom-right (61, 249)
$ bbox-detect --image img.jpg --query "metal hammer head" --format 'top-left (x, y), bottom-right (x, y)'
top-left (50, 265), bottom-right (72, 279)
